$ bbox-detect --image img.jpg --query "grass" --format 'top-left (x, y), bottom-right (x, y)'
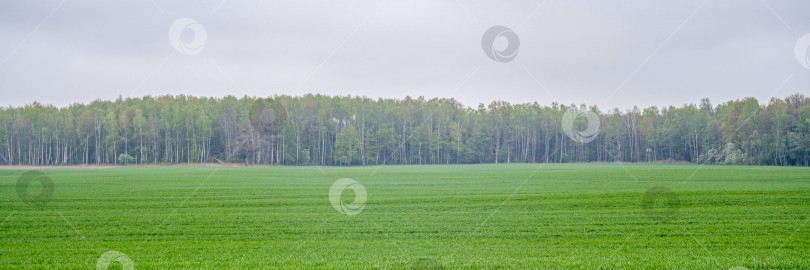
top-left (0, 163), bottom-right (808, 269)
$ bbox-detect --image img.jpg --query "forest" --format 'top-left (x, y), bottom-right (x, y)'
top-left (1, 93), bottom-right (809, 166)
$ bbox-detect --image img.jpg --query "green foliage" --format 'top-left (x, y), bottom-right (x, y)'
top-left (0, 94), bottom-right (809, 166)
top-left (334, 125), bottom-right (361, 165)
top-left (0, 164), bottom-right (808, 268)
top-left (723, 142), bottom-right (745, 165)
top-left (117, 153), bottom-right (135, 164)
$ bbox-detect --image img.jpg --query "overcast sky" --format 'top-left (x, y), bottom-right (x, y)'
top-left (1, 0), bottom-right (809, 110)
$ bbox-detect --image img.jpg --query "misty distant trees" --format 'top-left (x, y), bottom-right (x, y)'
top-left (1, 93), bottom-right (809, 166)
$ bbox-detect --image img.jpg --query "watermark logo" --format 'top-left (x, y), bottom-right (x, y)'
top-left (16, 170), bottom-right (53, 207)
top-left (562, 107), bottom-right (600, 143)
top-left (96, 250), bottom-right (134, 270)
top-left (411, 258), bottom-right (446, 270)
top-left (794, 34), bottom-right (810, 69)
top-left (249, 99), bottom-right (288, 134)
top-left (641, 186), bottom-right (680, 223)
top-left (169, 18), bottom-right (207, 55)
top-left (329, 178), bottom-right (367, 216)
top-left (481, 25), bottom-right (519, 63)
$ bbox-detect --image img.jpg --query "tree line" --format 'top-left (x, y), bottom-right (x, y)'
top-left (1, 93), bottom-right (809, 166)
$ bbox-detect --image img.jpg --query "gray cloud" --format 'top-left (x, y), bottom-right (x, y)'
top-left (1, 0), bottom-right (809, 110)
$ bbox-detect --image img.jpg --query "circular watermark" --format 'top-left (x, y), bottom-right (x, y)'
top-left (481, 25), bottom-right (519, 63)
top-left (562, 107), bottom-right (600, 144)
top-left (641, 186), bottom-right (680, 223)
top-left (411, 258), bottom-right (445, 270)
top-left (169, 17), bottom-right (207, 55)
top-left (16, 170), bottom-right (53, 207)
top-left (794, 34), bottom-right (810, 69)
top-left (249, 99), bottom-right (288, 134)
top-left (329, 178), bottom-right (367, 216)
top-left (96, 250), bottom-right (134, 270)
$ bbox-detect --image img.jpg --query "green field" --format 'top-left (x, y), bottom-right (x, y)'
top-left (0, 164), bottom-right (808, 269)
